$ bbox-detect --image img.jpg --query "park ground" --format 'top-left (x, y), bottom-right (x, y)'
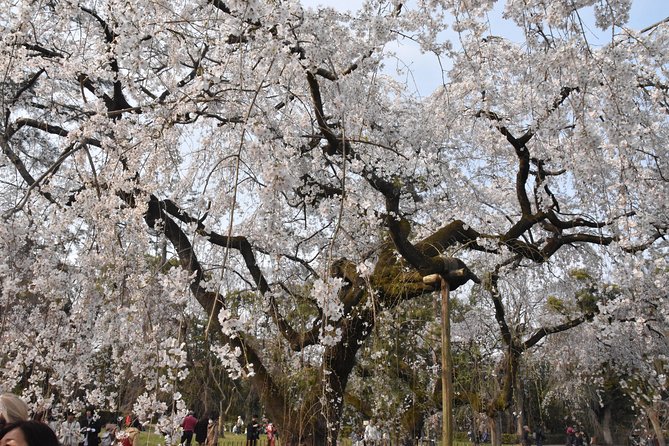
top-left (133, 430), bottom-right (537, 446)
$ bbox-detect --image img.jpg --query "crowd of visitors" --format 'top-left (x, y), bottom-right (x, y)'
top-left (9, 391), bottom-right (657, 446)
top-left (173, 410), bottom-right (219, 446)
top-left (179, 411), bottom-right (279, 446)
top-left (0, 392), bottom-right (149, 446)
top-left (0, 392), bottom-right (286, 446)
top-left (0, 392), bottom-right (206, 446)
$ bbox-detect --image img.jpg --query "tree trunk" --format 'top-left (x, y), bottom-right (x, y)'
top-left (488, 413), bottom-right (503, 446)
top-left (515, 375), bottom-right (525, 438)
top-left (218, 403), bottom-right (225, 438)
top-left (600, 406), bottom-right (613, 446)
top-left (275, 311), bottom-right (373, 446)
top-left (641, 401), bottom-right (666, 446)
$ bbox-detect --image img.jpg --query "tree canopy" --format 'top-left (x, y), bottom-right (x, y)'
top-left (0, 0), bottom-right (667, 445)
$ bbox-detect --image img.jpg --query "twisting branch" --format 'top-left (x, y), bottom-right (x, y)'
top-left (484, 267), bottom-right (521, 414)
top-left (8, 69), bottom-right (45, 111)
top-left (79, 6), bottom-right (133, 117)
top-left (523, 311), bottom-right (595, 349)
top-left (306, 71), bottom-right (339, 148)
top-left (475, 109), bottom-right (534, 216)
top-left (141, 194), bottom-right (298, 425)
top-left (22, 43), bottom-right (64, 59)
top-left (306, 72), bottom-right (479, 285)
top-left (486, 269), bottom-right (513, 347)
top-left (206, 231), bottom-right (321, 350)
top-left (157, 197), bottom-right (324, 351)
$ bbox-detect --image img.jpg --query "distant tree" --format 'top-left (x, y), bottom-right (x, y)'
top-left (545, 259), bottom-right (669, 446)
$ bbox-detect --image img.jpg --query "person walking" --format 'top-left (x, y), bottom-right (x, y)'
top-left (60, 413), bottom-right (81, 446)
top-left (266, 421), bottom-right (277, 446)
top-left (181, 411), bottom-right (198, 446)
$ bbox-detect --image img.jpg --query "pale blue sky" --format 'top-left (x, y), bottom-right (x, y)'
top-left (301, 0), bottom-right (669, 96)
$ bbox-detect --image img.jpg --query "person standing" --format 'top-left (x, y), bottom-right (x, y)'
top-left (234, 416), bottom-right (244, 435)
top-left (181, 411), bottom-right (198, 446)
top-left (364, 419), bottom-right (381, 446)
top-left (535, 424), bottom-right (546, 446)
top-left (246, 415), bottom-right (260, 446)
top-left (60, 413), bottom-right (81, 446)
top-left (522, 425), bottom-right (532, 446)
top-left (566, 425), bottom-right (576, 446)
top-left (81, 409), bottom-right (101, 446)
top-left (194, 416), bottom-right (209, 446)
top-left (205, 413), bottom-right (219, 446)
top-left (266, 421), bottom-right (277, 446)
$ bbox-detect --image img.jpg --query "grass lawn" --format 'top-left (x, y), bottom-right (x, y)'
top-left (134, 431), bottom-right (484, 446)
top-left (135, 431), bottom-right (258, 446)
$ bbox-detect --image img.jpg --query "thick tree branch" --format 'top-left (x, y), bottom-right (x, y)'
top-left (142, 195), bottom-right (298, 424)
top-left (306, 71), bottom-right (339, 148)
top-left (79, 7), bottom-right (133, 117)
top-left (417, 220), bottom-right (495, 255)
top-left (523, 311), bottom-right (594, 349)
top-left (157, 198), bottom-right (323, 351)
top-left (22, 43), bottom-right (64, 58)
top-left (8, 69), bottom-right (45, 111)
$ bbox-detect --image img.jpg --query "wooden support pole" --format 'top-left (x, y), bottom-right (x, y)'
top-left (423, 273), bottom-right (453, 446)
top-left (440, 276), bottom-right (453, 446)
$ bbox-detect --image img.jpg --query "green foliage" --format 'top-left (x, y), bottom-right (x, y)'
top-left (137, 430), bottom-right (165, 446)
top-left (575, 290), bottom-right (598, 314)
top-left (502, 433), bottom-right (520, 444)
top-left (568, 269), bottom-right (592, 281)
top-left (547, 269), bottom-right (623, 317)
top-left (546, 296), bottom-right (566, 313)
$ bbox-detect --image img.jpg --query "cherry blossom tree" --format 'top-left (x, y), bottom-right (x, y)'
top-left (544, 256), bottom-right (669, 446)
top-left (0, 0), bottom-right (667, 445)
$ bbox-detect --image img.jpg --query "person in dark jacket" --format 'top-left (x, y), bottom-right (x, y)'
top-left (194, 415), bottom-right (209, 446)
top-left (80, 409), bottom-right (102, 446)
top-left (522, 425), bottom-right (532, 446)
top-left (535, 424), bottom-right (546, 446)
top-left (246, 415), bottom-right (260, 446)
